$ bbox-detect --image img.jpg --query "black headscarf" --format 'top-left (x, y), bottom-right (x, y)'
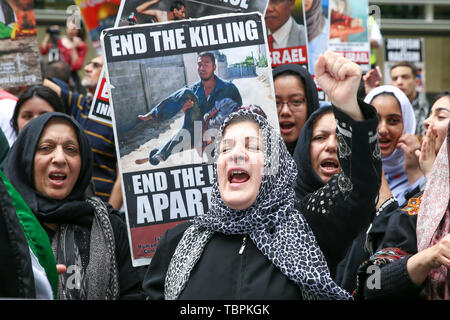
top-left (293, 105), bottom-right (334, 202)
top-left (273, 64), bottom-right (320, 119)
top-left (4, 112), bottom-right (94, 225)
top-left (272, 64), bottom-right (320, 154)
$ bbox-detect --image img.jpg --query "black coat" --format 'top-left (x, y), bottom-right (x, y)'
top-left (358, 192), bottom-right (425, 300)
top-left (43, 206), bottom-right (147, 300)
top-left (295, 101), bottom-right (382, 277)
top-left (143, 222), bottom-right (302, 300)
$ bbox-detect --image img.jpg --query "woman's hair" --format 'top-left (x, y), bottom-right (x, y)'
top-left (369, 91), bottom-right (400, 106)
top-left (10, 85), bottom-right (66, 134)
top-left (430, 91), bottom-right (450, 108)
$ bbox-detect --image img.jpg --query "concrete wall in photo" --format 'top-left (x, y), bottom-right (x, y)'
top-left (109, 55), bottom-right (186, 134)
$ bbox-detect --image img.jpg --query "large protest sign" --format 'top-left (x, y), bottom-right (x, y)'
top-left (328, 0), bottom-right (370, 72)
top-left (302, 0), bottom-right (330, 102)
top-left (102, 12), bottom-right (278, 266)
top-left (0, 0), bottom-right (41, 88)
top-left (383, 38), bottom-right (426, 92)
top-left (89, 0), bottom-right (269, 124)
top-left (266, 0), bottom-right (308, 68)
top-left (76, 0), bottom-right (122, 54)
top-left (304, 0), bottom-right (330, 76)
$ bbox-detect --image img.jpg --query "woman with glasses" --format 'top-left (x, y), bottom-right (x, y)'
top-left (273, 63), bottom-right (320, 155)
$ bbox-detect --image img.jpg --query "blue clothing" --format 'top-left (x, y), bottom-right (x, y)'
top-left (203, 98), bottom-right (240, 131)
top-left (149, 87), bottom-right (201, 122)
top-left (149, 76), bottom-right (242, 164)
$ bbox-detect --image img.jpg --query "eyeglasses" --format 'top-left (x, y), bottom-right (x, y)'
top-left (86, 61), bottom-right (102, 69)
top-left (276, 99), bottom-right (306, 112)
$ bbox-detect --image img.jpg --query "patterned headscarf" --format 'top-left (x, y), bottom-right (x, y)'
top-left (164, 108), bottom-right (352, 300)
top-left (417, 122), bottom-right (450, 300)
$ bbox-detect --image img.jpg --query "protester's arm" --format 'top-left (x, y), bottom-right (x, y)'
top-left (71, 38), bottom-right (87, 71)
top-left (108, 163), bottom-right (123, 210)
top-left (406, 234), bottom-right (450, 286)
top-left (416, 124), bottom-right (438, 178)
top-left (397, 133), bottom-right (423, 186)
top-left (363, 67), bottom-right (382, 95)
top-left (300, 52), bottom-right (381, 274)
top-left (357, 205), bottom-right (424, 299)
top-left (315, 51), bottom-right (363, 121)
top-left (43, 78), bottom-right (62, 97)
top-left (39, 34), bottom-right (51, 54)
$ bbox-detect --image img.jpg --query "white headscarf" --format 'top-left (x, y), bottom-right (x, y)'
top-left (364, 85), bottom-right (416, 175)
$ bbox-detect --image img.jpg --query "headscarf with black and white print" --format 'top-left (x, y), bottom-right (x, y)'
top-left (164, 108), bottom-right (352, 300)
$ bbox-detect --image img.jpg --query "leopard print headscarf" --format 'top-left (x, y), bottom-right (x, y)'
top-left (164, 108), bottom-right (352, 300)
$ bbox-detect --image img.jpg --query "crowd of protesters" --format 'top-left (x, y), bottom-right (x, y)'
top-left (0, 2), bottom-right (449, 301)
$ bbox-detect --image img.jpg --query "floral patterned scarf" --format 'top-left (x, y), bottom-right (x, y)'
top-left (417, 123), bottom-right (450, 300)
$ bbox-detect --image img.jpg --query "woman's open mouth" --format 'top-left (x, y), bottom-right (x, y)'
top-left (279, 121), bottom-right (295, 134)
top-left (320, 159), bottom-right (340, 175)
top-left (228, 169), bottom-right (250, 184)
top-left (49, 172), bottom-right (67, 187)
top-left (378, 138), bottom-right (392, 150)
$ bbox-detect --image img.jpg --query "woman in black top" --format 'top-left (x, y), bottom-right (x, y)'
top-left (4, 112), bottom-right (144, 299)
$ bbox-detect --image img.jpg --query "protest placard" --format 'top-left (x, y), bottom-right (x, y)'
top-left (383, 38), bottom-right (426, 92)
top-left (328, 0), bottom-right (370, 72)
top-left (0, 0), bottom-right (41, 88)
top-left (89, 0), bottom-right (269, 125)
top-left (266, 0), bottom-right (308, 69)
top-left (102, 12), bottom-right (278, 266)
top-left (76, 0), bottom-right (122, 54)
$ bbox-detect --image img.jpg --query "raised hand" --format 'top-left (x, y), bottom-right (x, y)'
top-left (397, 133), bottom-right (422, 185)
top-left (315, 51), bottom-right (363, 121)
top-left (416, 124), bottom-right (438, 178)
top-left (363, 66), bottom-right (382, 95)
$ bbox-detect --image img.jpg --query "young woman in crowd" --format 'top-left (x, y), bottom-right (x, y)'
top-left (364, 85), bottom-right (423, 207)
top-left (292, 98), bottom-right (384, 279)
top-left (10, 85), bottom-right (66, 144)
top-left (356, 92), bottom-right (450, 300)
top-left (272, 64), bottom-right (319, 155)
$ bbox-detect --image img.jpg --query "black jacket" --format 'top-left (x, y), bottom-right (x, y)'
top-left (359, 191), bottom-right (425, 300)
top-left (143, 222), bottom-right (302, 300)
top-left (295, 101), bottom-right (381, 277)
